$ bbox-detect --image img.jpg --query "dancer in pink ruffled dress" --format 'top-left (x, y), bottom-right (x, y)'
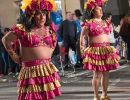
top-left (2, 0), bottom-right (61, 100)
top-left (80, 0), bottom-right (120, 100)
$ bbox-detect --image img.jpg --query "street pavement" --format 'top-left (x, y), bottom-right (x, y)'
top-left (0, 62), bottom-right (130, 100)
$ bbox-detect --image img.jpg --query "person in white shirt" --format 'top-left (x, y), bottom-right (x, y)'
top-left (103, 13), bottom-right (116, 46)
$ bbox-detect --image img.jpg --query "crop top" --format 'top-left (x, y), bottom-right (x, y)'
top-left (10, 24), bottom-right (57, 48)
top-left (82, 20), bottom-right (112, 37)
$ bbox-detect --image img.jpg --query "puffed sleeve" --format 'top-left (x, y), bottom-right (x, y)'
top-left (10, 24), bottom-right (25, 39)
top-left (81, 20), bottom-right (90, 27)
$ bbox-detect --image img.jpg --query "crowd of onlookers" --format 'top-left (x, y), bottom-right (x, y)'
top-left (55, 9), bottom-right (128, 69)
top-left (0, 26), bottom-right (20, 80)
top-left (1, 9), bottom-right (130, 81)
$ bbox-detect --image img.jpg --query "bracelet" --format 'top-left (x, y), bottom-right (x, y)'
top-left (7, 49), bottom-right (18, 58)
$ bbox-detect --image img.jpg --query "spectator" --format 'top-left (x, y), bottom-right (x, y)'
top-left (0, 27), bottom-right (5, 77)
top-left (73, 9), bottom-right (82, 39)
top-left (119, 13), bottom-right (130, 64)
top-left (0, 28), bottom-right (10, 75)
top-left (58, 11), bottom-right (77, 66)
top-left (103, 12), bottom-right (116, 46)
top-left (73, 9), bottom-right (83, 65)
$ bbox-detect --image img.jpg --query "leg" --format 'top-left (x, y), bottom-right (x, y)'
top-left (63, 41), bottom-right (69, 64)
top-left (0, 53), bottom-right (4, 76)
top-left (92, 71), bottom-right (102, 100)
top-left (76, 39), bottom-right (81, 64)
top-left (127, 42), bottom-right (130, 64)
top-left (101, 71), bottom-right (110, 99)
top-left (70, 38), bottom-right (76, 52)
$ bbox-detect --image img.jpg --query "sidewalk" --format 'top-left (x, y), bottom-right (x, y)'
top-left (0, 60), bottom-right (129, 100)
top-left (54, 64), bottom-right (130, 100)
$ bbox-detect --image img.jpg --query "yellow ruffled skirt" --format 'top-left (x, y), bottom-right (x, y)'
top-left (82, 44), bottom-right (120, 71)
top-left (17, 59), bottom-right (61, 100)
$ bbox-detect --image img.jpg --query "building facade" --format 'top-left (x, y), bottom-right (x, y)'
top-left (0, 0), bottom-right (19, 28)
top-left (0, 0), bottom-right (129, 27)
top-left (61, 0), bottom-right (129, 24)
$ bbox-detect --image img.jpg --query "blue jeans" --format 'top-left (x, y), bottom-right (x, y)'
top-left (127, 40), bottom-right (130, 60)
top-left (0, 51), bottom-right (10, 75)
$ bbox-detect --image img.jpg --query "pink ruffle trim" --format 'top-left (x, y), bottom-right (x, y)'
top-left (22, 58), bottom-right (51, 67)
top-left (81, 21), bottom-right (111, 36)
top-left (18, 72), bottom-right (60, 87)
top-left (83, 62), bottom-right (120, 71)
top-left (83, 52), bottom-right (119, 60)
top-left (18, 88), bottom-right (61, 100)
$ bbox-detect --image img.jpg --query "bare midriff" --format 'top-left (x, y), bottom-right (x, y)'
top-left (21, 46), bottom-right (54, 61)
top-left (89, 34), bottom-right (109, 43)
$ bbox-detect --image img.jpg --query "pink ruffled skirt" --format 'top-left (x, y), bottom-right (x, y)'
top-left (17, 58), bottom-right (61, 100)
top-left (82, 42), bottom-right (120, 71)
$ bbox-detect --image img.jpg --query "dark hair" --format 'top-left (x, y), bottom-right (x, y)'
top-left (74, 9), bottom-right (82, 18)
top-left (83, 7), bottom-right (96, 21)
top-left (18, 10), bottom-right (51, 32)
top-left (82, 10), bottom-right (92, 21)
top-left (119, 15), bottom-right (130, 36)
top-left (82, 6), bottom-right (103, 21)
top-left (4, 28), bottom-right (10, 32)
top-left (102, 12), bottom-right (112, 20)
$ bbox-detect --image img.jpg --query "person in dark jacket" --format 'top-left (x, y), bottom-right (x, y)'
top-left (73, 9), bottom-right (83, 66)
top-left (58, 12), bottom-right (77, 64)
top-left (119, 13), bottom-right (130, 64)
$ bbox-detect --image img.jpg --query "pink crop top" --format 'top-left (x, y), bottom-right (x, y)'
top-left (82, 20), bottom-right (112, 36)
top-left (11, 24), bottom-right (57, 48)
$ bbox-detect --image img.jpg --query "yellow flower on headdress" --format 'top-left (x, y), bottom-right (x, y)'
top-left (84, 0), bottom-right (95, 10)
top-left (46, 0), bottom-right (58, 12)
top-left (84, 0), bottom-right (108, 10)
top-left (21, 0), bottom-right (32, 11)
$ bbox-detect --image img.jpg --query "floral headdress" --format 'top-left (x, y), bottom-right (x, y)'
top-left (84, 0), bottom-right (108, 11)
top-left (20, 0), bottom-right (57, 20)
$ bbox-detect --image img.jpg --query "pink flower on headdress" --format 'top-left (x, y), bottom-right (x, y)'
top-left (87, 1), bottom-right (96, 11)
top-left (30, 1), bottom-right (39, 11)
top-left (25, 6), bottom-right (33, 15)
top-left (85, 0), bottom-right (107, 11)
top-left (45, 1), bottom-right (53, 11)
top-left (95, 0), bottom-right (103, 7)
top-left (40, 0), bottom-right (46, 10)
top-left (23, 0), bottom-right (55, 16)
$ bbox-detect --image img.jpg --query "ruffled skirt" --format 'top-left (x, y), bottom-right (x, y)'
top-left (82, 43), bottom-right (120, 71)
top-left (17, 59), bottom-right (61, 100)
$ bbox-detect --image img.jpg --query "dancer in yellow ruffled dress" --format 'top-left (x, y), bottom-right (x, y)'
top-left (2, 0), bottom-right (61, 100)
top-left (80, 0), bottom-right (120, 100)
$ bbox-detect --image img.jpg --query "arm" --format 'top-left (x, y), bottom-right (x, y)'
top-left (74, 22), bottom-right (78, 41)
top-left (80, 26), bottom-right (88, 54)
top-left (2, 31), bottom-right (21, 64)
top-left (57, 22), bottom-right (63, 39)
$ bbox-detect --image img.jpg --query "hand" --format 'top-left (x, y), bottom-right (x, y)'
top-left (7, 49), bottom-right (21, 64)
top-left (10, 54), bottom-right (21, 64)
top-left (80, 45), bottom-right (85, 53)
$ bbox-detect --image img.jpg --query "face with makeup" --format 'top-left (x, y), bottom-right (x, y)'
top-left (93, 6), bottom-right (103, 18)
top-left (34, 11), bottom-right (47, 27)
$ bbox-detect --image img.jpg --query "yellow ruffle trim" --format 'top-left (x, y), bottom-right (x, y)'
top-left (18, 63), bottom-right (58, 80)
top-left (83, 57), bottom-right (119, 65)
top-left (84, 46), bottom-right (115, 55)
top-left (83, 46), bottom-right (120, 65)
top-left (18, 80), bottom-right (61, 93)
